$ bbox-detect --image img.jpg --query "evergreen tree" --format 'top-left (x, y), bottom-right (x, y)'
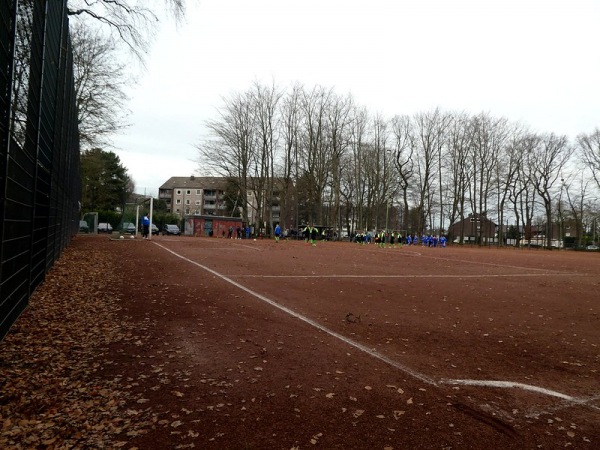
top-left (80, 148), bottom-right (132, 212)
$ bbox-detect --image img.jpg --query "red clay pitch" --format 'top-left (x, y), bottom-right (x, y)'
top-left (97, 235), bottom-right (600, 448)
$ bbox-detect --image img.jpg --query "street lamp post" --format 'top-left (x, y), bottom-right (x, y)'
top-left (385, 198), bottom-right (390, 230)
top-left (558, 178), bottom-right (564, 249)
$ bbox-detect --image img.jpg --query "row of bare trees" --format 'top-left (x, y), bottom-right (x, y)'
top-left (197, 82), bottom-right (600, 247)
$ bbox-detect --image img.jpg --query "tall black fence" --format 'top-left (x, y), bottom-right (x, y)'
top-left (1, 0), bottom-right (81, 341)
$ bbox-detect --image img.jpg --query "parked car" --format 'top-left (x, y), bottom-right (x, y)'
top-left (163, 224), bottom-right (181, 235)
top-left (97, 222), bottom-right (113, 233)
top-left (151, 223), bottom-right (159, 234)
top-left (79, 220), bottom-right (89, 233)
top-left (121, 222), bottom-right (136, 234)
top-left (586, 244), bottom-right (599, 251)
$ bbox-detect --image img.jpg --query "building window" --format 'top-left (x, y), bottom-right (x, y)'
top-left (195, 200), bottom-right (201, 206)
top-left (196, 189), bottom-right (201, 195)
top-left (185, 199), bottom-right (191, 205)
top-left (186, 189), bottom-right (191, 195)
top-left (176, 189), bottom-right (181, 195)
top-left (176, 199), bottom-right (181, 205)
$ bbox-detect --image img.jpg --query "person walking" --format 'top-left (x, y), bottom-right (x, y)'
top-left (378, 229), bottom-right (386, 248)
top-left (142, 214), bottom-right (150, 239)
top-left (310, 225), bottom-right (318, 246)
top-left (303, 224), bottom-right (318, 246)
top-left (274, 224), bottom-right (281, 243)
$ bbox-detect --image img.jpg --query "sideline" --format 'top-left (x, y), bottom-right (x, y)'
top-left (153, 242), bottom-right (589, 409)
top-left (235, 273), bottom-right (575, 279)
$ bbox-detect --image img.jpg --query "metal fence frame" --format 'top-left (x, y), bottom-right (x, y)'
top-left (1, 0), bottom-right (80, 341)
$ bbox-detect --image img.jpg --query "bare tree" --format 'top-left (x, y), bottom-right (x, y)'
top-left (563, 174), bottom-right (593, 248)
top-left (299, 86), bottom-right (332, 224)
top-left (495, 123), bottom-right (526, 245)
top-left (469, 112), bottom-right (509, 243)
top-left (445, 112), bottom-right (473, 243)
top-left (577, 128), bottom-right (600, 191)
top-left (66, 0), bottom-right (188, 153)
top-left (327, 92), bottom-right (353, 236)
top-left (348, 106), bottom-right (369, 232)
top-left (391, 114), bottom-right (415, 233)
top-left (250, 81), bottom-right (282, 234)
top-left (71, 23), bottom-right (131, 150)
top-left (412, 108), bottom-right (445, 234)
top-left (67, 0), bottom-right (186, 61)
top-left (368, 113), bottom-right (394, 230)
top-left (279, 83), bottom-right (303, 230)
top-left (509, 134), bottom-right (538, 247)
top-left (528, 133), bottom-right (573, 248)
top-left (198, 90), bottom-right (256, 223)
top-left (434, 111), bottom-right (452, 234)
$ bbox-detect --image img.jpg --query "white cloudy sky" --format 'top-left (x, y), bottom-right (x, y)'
top-left (111, 0), bottom-right (600, 196)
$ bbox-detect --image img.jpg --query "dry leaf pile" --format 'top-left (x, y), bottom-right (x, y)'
top-left (0, 243), bottom-right (151, 449)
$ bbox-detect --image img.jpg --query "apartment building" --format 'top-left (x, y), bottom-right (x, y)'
top-left (159, 176), bottom-right (293, 232)
top-left (158, 176), bottom-right (229, 217)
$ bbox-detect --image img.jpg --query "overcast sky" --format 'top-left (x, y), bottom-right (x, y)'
top-left (111, 0), bottom-right (600, 196)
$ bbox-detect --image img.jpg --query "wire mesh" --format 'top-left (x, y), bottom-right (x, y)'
top-left (1, 0), bottom-right (80, 341)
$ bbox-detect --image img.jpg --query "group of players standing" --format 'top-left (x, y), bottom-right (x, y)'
top-left (297, 224), bottom-right (448, 248)
top-left (354, 230), bottom-right (447, 248)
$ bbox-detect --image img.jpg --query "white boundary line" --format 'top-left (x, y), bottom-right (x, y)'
top-left (440, 379), bottom-right (576, 401)
top-left (154, 242), bottom-right (596, 409)
top-left (418, 254), bottom-right (558, 273)
top-left (190, 247), bottom-right (259, 252)
top-left (356, 246), bottom-right (564, 273)
top-left (235, 273), bottom-right (576, 279)
top-left (170, 238), bottom-right (262, 251)
top-left (155, 242), bottom-right (435, 386)
top-left (233, 243), bottom-right (262, 251)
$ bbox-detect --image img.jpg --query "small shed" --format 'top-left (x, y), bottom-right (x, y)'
top-left (184, 215), bottom-right (243, 238)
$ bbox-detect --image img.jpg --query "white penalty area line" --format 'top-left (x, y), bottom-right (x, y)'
top-left (235, 273), bottom-right (576, 279)
top-left (154, 242), bottom-right (586, 406)
top-left (233, 243), bottom-right (262, 251)
top-left (177, 238), bottom-right (262, 251)
top-left (418, 253), bottom-right (559, 273)
top-left (361, 246), bottom-right (565, 274)
top-left (191, 246), bottom-right (260, 252)
top-left (440, 379), bottom-right (600, 410)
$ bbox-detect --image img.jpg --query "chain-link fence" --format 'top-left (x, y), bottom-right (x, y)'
top-left (1, 0), bottom-right (80, 340)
